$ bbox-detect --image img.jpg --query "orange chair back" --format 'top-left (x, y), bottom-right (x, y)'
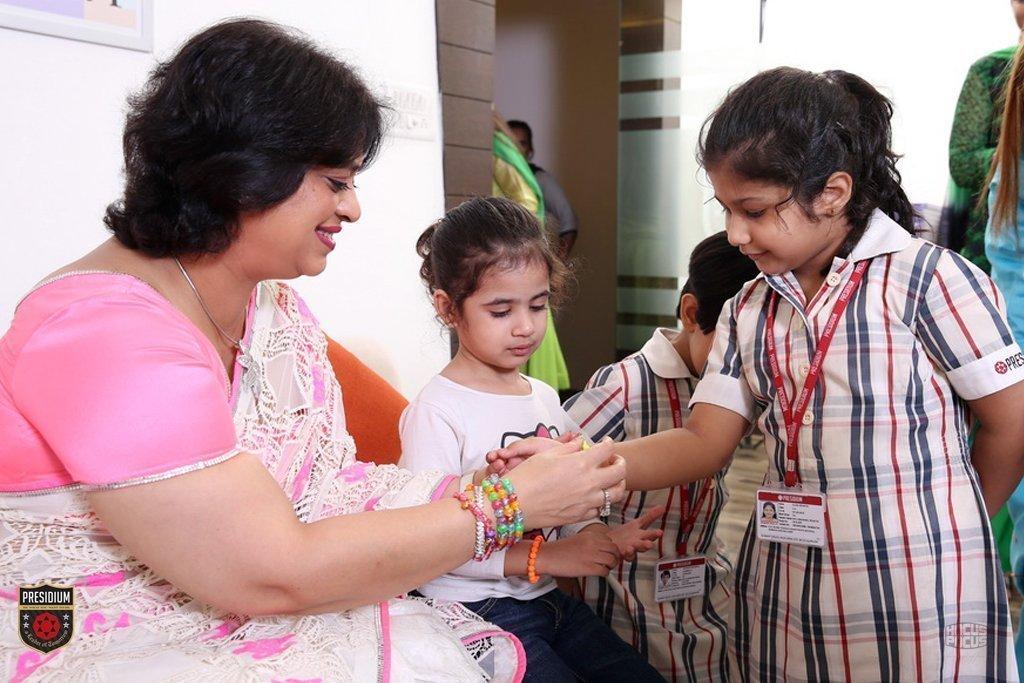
top-left (324, 336), bottom-right (407, 466)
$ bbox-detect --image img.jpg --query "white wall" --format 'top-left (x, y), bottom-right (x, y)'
top-left (682, 0), bottom-right (1020, 239)
top-left (0, 0), bottom-right (449, 397)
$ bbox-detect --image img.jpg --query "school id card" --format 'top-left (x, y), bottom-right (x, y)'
top-left (653, 556), bottom-right (706, 603)
top-left (755, 488), bottom-right (827, 548)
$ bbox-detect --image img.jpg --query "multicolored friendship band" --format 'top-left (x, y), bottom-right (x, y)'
top-left (455, 475), bottom-right (525, 561)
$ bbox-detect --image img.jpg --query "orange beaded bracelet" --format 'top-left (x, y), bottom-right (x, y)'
top-left (526, 534), bottom-right (545, 584)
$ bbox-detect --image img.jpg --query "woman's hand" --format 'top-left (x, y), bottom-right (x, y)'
top-left (604, 506), bottom-right (665, 561)
top-left (536, 530), bottom-right (621, 578)
top-left (89, 453), bottom-right (503, 616)
top-left (503, 439), bottom-right (625, 529)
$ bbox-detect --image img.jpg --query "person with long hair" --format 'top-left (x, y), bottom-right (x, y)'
top-left (945, 0), bottom-right (1024, 270)
top-left (985, 39), bottom-right (1024, 682)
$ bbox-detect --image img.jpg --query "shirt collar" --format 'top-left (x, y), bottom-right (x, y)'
top-left (639, 328), bottom-right (694, 379)
top-left (846, 208), bottom-right (913, 262)
top-left (752, 209), bottom-right (913, 283)
top-left (758, 208), bottom-right (914, 307)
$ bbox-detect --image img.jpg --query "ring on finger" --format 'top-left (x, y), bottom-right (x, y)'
top-left (600, 489), bottom-right (612, 518)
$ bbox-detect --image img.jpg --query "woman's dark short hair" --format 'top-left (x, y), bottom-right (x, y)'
top-left (105, 18), bottom-right (385, 257)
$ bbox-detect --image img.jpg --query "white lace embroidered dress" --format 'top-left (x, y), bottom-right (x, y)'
top-left (0, 277), bottom-right (524, 682)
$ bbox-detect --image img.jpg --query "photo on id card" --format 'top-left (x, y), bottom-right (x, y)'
top-left (755, 488), bottom-right (827, 547)
top-left (654, 556), bottom-right (706, 603)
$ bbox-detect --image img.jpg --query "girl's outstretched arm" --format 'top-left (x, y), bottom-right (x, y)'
top-left (488, 405), bottom-right (748, 492)
top-left (615, 403), bottom-right (749, 491)
top-left (968, 380), bottom-right (1024, 514)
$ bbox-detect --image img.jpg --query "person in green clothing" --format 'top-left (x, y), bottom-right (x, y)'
top-left (946, 0), bottom-right (1024, 574)
top-left (491, 114), bottom-right (571, 392)
top-left (507, 119), bottom-right (580, 261)
top-left (946, 1), bottom-right (1024, 272)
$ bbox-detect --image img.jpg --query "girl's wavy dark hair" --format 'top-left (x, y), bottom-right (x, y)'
top-left (105, 18), bottom-right (385, 257)
top-left (698, 67), bottom-right (916, 256)
top-left (416, 197), bottom-right (570, 316)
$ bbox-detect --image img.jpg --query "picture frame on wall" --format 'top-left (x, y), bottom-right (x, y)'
top-left (0, 0), bottom-right (153, 52)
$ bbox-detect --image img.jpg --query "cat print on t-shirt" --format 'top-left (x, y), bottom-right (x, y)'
top-left (500, 423), bottom-right (560, 448)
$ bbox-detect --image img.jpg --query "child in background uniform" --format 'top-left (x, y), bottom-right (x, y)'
top-left (399, 197), bottom-right (663, 682)
top-left (492, 67), bottom-right (1024, 681)
top-left (563, 231), bottom-right (758, 681)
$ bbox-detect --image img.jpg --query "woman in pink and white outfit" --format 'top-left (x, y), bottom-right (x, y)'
top-left (0, 19), bottom-right (624, 681)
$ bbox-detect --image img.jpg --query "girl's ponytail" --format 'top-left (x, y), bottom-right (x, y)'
top-left (415, 197), bottom-right (570, 314)
top-left (416, 222), bottom-right (439, 292)
top-left (824, 70), bottom-right (917, 251)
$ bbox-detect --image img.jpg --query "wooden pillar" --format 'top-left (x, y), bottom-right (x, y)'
top-left (436, 0), bottom-right (495, 210)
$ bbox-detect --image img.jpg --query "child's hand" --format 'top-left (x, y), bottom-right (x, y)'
top-left (485, 435), bottom-right (592, 476)
top-left (555, 431), bottom-right (580, 444)
top-left (536, 530), bottom-right (621, 578)
top-left (485, 436), bottom-right (565, 475)
top-left (605, 506), bottom-right (665, 561)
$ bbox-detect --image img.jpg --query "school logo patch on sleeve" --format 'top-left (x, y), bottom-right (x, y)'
top-left (19, 584), bottom-right (74, 653)
top-left (995, 351), bottom-right (1024, 375)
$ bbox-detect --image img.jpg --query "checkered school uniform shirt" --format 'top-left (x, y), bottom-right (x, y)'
top-left (693, 210), bottom-right (1024, 682)
top-left (564, 329), bottom-right (733, 682)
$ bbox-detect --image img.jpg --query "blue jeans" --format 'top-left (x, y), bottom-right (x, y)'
top-left (463, 589), bottom-right (662, 682)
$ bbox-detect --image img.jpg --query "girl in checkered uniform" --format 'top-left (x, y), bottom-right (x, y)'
top-left (494, 67), bottom-right (1024, 681)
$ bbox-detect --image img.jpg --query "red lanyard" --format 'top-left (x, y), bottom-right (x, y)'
top-left (764, 261), bottom-right (869, 488)
top-left (667, 379), bottom-right (713, 555)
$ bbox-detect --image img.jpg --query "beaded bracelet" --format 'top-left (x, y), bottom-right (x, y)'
top-left (501, 477), bottom-right (525, 546)
top-left (455, 488), bottom-right (493, 562)
top-left (470, 483), bottom-right (501, 560)
top-left (476, 485), bottom-right (498, 558)
top-left (455, 477), bottom-right (528, 561)
top-left (526, 534), bottom-right (545, 583)
top-left (483, 474), bottom-right (524, 549)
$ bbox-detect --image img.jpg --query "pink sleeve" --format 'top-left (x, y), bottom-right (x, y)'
top-left (11, 294), bottom-right (239, 487)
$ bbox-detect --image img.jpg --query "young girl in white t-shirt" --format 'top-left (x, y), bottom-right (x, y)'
top-left (400, 196), bottom-right (663, 681)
